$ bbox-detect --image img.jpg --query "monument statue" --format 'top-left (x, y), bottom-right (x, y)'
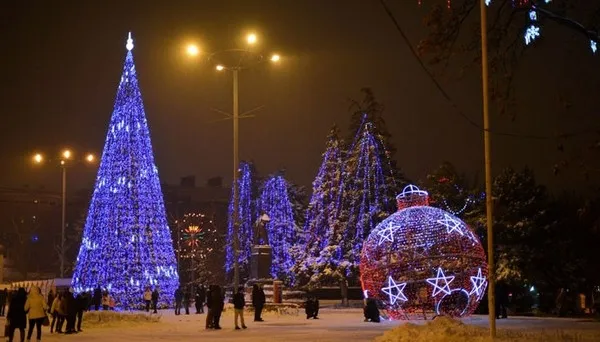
top-left (253, 213), bottom-right (271, 245)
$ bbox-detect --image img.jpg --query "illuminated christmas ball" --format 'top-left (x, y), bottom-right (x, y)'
top-left (360, 185), bottom-right (488, 320)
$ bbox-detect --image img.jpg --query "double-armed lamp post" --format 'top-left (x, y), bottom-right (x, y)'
top-left (185, 32), bottom-right (280, 290)
top-left (33, 149), bottom-right (95, 278)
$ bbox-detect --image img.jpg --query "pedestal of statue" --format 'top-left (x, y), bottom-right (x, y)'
top-left (250, 245), bottom-right (272, 280)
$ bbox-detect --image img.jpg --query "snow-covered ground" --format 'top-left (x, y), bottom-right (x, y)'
top-left (1, 309), bottom-right (599, 341)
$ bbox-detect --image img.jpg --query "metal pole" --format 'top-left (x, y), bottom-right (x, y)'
top-left (480, 0), bottom-right (496, 337)
top-left (232, 68), bottom-right (240, 291)
top-left (61, 164), bottom-right (67, 278)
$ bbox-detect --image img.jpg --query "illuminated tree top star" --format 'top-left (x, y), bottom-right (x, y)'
top-left (426, 267), bottom-right (455, 296)
top-left (381, 276), bottom-right (408, 305)
top-left (469, 268), bottom-right (487, 297)
top-left (377, 221), bottom-right (399, 245)
top-left (436, 213), bottom-right (464, 236)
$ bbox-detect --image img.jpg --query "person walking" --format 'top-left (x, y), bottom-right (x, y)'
top-left (92, 287), bottom-right (102, 311)
top-left (174, 288), bottom-right (183, 315)
top-left (195, 285), bottom-right (205, 314)
top-left (210, 285), bottom-right (224, 330)
top-left (252, 284), bottom-right (265, 322)
top-left (64, 289), bottom-right (78, 334)
top-left (56, 290), bottom-right (69, 333)
top-left (6, 288), bottom-right (27, 342)
top-left (75, 292), bottom-right (88, 332)
top-left (45, 290), bottom-right (54, 315)
top-left (143, 287), bottom-right (152, 312)
top-left (50, 293), bottom-right (63, 334)
top-left (151, 287), bottom-right (159, 314)
top-left (205, 286), bottom-right (213, 329)
top-left (0, 288), bottom-right (7, 317)
top-left (25, 286), bottom-right (48, 342)
top-left (183, 288), bottom-right (191, 315)
top-left (233, 286), bottom-right (247, 330)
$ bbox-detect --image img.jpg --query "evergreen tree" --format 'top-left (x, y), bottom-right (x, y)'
top-left (225, 161), bottom-right (257, 282)
top-left (72, 33), bottom-right (179, 308)
top-left (293, 126), bottom-right (345, 287)
top-left (258, 174), bottom-right (297, 284)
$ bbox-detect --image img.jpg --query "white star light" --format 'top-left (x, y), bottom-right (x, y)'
top-left (377, 221), bottom-right (399, 245)
top-left (381, 276), bottom-right (408, 305)
top-left (126, 32), bottom-right (134, 51)
top-left (426, 267), bottom-right (455, 296)
top-left (524, 25), bottom-right (540, 46)
top-left (529, 10), bottom-right (537, 21)
top-left (437, 214), bottom-right (464, 236)
top-left (470, 268), bottom-right (487, 298)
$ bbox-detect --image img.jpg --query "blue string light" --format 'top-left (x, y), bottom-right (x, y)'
top-left (259, 175), bottom-right (297, 284)
top-left (72, 33), bottom-right (179, 309)
top-left (225, 162), bottom-right (256, 279)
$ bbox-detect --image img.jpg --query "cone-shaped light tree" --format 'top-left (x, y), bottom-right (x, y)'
top-left (72, 33), bottom-right (179, 308)
top-left (259, 174), bottom-right (297, 283)
top-left (225, 161), bottom-right (257, 281)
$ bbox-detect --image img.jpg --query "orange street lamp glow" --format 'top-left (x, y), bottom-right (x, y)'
top-left (33, 153), bottom-right (43, 163)
top-left (216, 64), bottom-right (225, 71)
top-left (270, 54), bottom-right (280, 62)
top-left (86, 154), bottom-right (95, 163)
top-left (247, 33), bottom-right (257, 45)
top-left (62, 150), bottom-right (72, 160)
top-left (187, 44), bottom-right (200, 56)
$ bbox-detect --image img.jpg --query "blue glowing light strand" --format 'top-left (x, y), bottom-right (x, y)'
top-left (224, 162), bottom-right (256, 278)
top-left (343, 120), bottom-right (395, 267)
top-left (259, 175), bottom-right (297, 283)
top-left (72, 33), bottom-right (179, 309)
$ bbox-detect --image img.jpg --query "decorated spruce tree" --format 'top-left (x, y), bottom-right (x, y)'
top-left (72, 33), bottom-right (179, 308)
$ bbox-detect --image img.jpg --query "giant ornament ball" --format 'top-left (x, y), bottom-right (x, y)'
top-left (360, 185), bottom-right (488, 320)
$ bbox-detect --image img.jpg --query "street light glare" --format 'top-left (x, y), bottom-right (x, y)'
top-left (62, 150), bottom-right (72, 160)
top-left (33, 153), bottom-right (43, 163)
top-left (271, 54), bottom-right (280, 62)
top-left (186, 44), bottom-right (200, 56)
top-left (247, 33), bottom-right (257, 45)
top-left (86, 154), bottom-right (95, 163)
top-left (216, 65), bottom-right (225, 71)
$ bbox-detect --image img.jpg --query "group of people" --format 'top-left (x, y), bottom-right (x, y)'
top-left (2, 286), bottom-right (91, 342)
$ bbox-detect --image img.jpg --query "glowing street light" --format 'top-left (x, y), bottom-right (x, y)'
top-left (62, 149), bottom-right (72, 160)
top-left (216, 64), bottom-right (225, 71)
top-left (247, 33), bottom-right (257, 45)
top-left (86, 153), bottom-right (95, 163)
top-left (270, 54), bottom-right (280, 62)
top-left (33, 153), bottom-right (43, 164)
top-left (187, 44), bottom-right (200, 56)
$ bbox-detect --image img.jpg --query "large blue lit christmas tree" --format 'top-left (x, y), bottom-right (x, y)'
top-left (72, 33), bottom-right (179, 308)
top-left (225, 161), bottom-right (257, 281)
top-left (293, 126), bottom-right (345, 286)
top-left (259, 175), bottom-right (297, 283)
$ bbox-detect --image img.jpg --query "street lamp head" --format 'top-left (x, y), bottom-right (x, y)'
top-left (186, 44), bottom-right (200, 57)
top-left (270, 54), bottom-right (280, 62)
top-left (33, 153), bottom-right (43, 164)
top-left (86, 153), bottom-right (95, 163)
top-left (216, 64), bottom-right (225, 71)
top-left (246, 33), bottom-right (257, 45)
top-left (62, 150), bottom-right (72, 160)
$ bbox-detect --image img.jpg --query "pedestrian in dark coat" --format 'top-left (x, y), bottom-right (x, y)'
top-left (75, 292), bottom-right (88, 332)
top-left (210, 285), bottom-right (224, 329)
top-left (151, 288), bottom-right (159, 314)
top-left (305, 295), bottom-right (319, 319)
top-left (93, 287), bottom-right (102, 311)
top-left (6, 288), bottom-right (27, 342)
top-left (252, 284), bottom-right (265, 322)
top-left (64, 290), bottom-right (78, 334)
top-left (205, 286), bottom-right (213, 329)
top-left (0, 288), bottom-right (7, 317)
top-left (195, 285), bottom-right (205, 314)
top-left (174, 288), bottom-right (183, 315)
top-left (183, 289), bottom-right (191, 315)
top-left (233, 286), bottom-right (247, 330)
top-left (46, 290), bottom-right (55, 314)
top-left (364, 298), bottom-right (380, 323)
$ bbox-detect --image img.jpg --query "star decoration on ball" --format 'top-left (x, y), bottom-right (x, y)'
top-left (469, 268), bottom-right (487, 298)
top-left (426, 267), bottom-right (455, 296)
top-left (377, 221), bottom-right (399, 245)
top-left (437, 213), bottom-right (464, 236)
top-left (381, 276), bottom-right (408, 305)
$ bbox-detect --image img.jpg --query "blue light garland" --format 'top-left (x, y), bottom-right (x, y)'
top-left (72, 33), bottom-right (179, 309)
top-left (259, 175), bottom-right (297, 284)
top-left (225, 162), bottom-right (256, 279)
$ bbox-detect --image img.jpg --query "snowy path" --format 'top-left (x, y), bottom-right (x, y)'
top-left (2, 309), bottom-right (599, 341)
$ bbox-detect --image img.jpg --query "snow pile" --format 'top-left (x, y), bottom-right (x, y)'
top-left (375, 316), bottom-right (600, 342)
top-left (83, 311), bottom-right (161, 326)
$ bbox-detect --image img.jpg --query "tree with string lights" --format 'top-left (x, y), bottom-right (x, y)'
top-left (177, 212), bottom-right (220, 285)
top-left (225, 161), bottom-right (258, 283)
top-left (71, 33), bottom-right (179, 309)
top-left (258, 174), bottom-right (298, 284)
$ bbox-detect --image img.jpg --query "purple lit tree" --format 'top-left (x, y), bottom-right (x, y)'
top-left (259, 174), bottom-right (297, 284)
top-left (293, 126), bottom-right (346, 287)
top-left (225, 161), bottom-right (257, 282)
top-left (71, 33), bottom-right (179, 308)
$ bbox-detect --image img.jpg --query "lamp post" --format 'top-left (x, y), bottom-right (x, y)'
top-left (33, 150), bottom-right (95, 278)
top-left (186, 33), bottom-right (280, 290)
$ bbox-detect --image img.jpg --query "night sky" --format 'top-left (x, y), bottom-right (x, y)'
top-left (1, 0), bottom-right (598, 194)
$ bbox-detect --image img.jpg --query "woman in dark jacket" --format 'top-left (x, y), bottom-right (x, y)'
top-left (7, 288), bottom-right (27, 342)
top-left (252, 284), bottom-right (265, 322)
top-left (209, 285), bottom-right (224, 329)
